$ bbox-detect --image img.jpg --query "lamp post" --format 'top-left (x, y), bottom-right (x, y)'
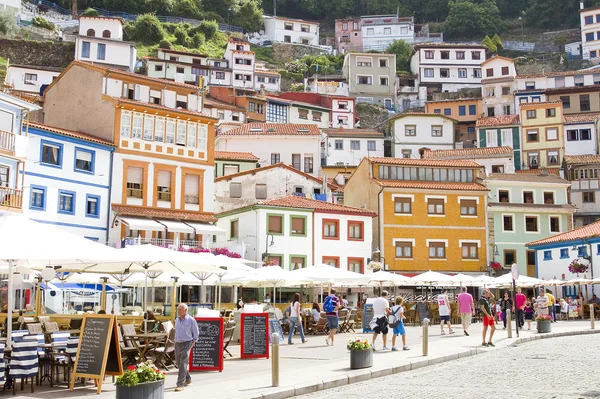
top-left (519, 14), bottom-right (524, 46)
top-left (373, 247), bottom-right (387, 271)
top-left (263, 234), bottom-right (275, 263)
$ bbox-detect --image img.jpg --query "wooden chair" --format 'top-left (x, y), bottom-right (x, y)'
top-left (37, 316), bottom-right (50, 326)
top-left (148, 329), bottom-right (176, 370)
top-left (117, 325), bottom-right (139, 367)
top-left (26, 323), bottom-right (43, 335)
top-left (68, 318), bottom-right (83, 331)
top-left (44, 322), bottom-right (60, 333)
top-left (339, 309), bottom-right (355, 333)
top-left (310, 317), bottom-right (327, 335)
top-left (405, 308), bottom-right (416, 326)
top-left (9, 335), bottom-right (39, 394)
top-left (160, 321), bottom-right (173, 335)
top-left (222, 320), bottom-right (236, 358)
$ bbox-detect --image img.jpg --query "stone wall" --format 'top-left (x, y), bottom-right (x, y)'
top-left (272, 43), bottom-right (328, 64)
top-left (0, 38), bottom-right (74, 68)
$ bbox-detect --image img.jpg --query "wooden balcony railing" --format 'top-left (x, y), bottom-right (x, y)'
top-left (0, 130), bottom-right (16, 154)
top-left (0, 187), bottom-right (23, 209)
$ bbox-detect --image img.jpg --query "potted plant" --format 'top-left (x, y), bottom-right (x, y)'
top-left (367, 261), bottom-right (383, 272)
top-left (568, 258), bottom-right (589, 276)
top-left (490, 261), bottom-right (502, 271)
top-left (536, 314), bottom-right (553, 333)
top-left (116, 362), bottom-right (166, 399)
top-left (347, 337), bottom-right (373, 370)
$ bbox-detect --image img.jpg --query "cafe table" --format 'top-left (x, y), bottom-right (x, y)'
top-left (123, 332), bottom-right (167, 362)
top-left (39, 342), bottom-right (67, 385)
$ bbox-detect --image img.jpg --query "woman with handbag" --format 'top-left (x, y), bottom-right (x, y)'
top-left (390, 297), bottom-right (410, 351)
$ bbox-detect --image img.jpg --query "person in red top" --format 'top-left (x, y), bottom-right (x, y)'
top-left (515, 287), bottom-right (526, 328)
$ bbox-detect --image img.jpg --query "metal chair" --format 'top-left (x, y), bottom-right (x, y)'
top-left (148, 329), bottom-right (176, 370)
top-left (222, 321), bottom-right (236, 358)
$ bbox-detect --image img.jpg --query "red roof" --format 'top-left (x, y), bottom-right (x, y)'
top-left (476, 115), bottom-right (520, 127)
top-left (423, 146), bottom-right (513, 159)
top-left (112, 204), bottom-right (216, 222)
top-left (564, 155), bottom-right (600, 164)
top-left (324, 128), bottom-right (384, 137)
top-left (515, 168), bottom-right (561, 176)
top-left (260, 196), bottom-right (376, 216)
top-left (105, 96), bottom-right (216, 120)
top-left (527, 220), bottom-right (600, 247)
top-left (217, 123), bottom-right (321, 136)
top-left (214, 151), bottom-right (259, 162)
top-left (214, 163), bottom-right (336, 190)
top-left (27, 122), bottom-right (114, 146)
top-left (374, 180), bottom-right (489, 191)
top-left (203, 97), bottom-right (246, 112)
top-left (564, 113), bottom-right (600, 124)
top-left (519, 101), bottom-right (562, 108)
top-left (369, 157), bottom-right (482, 168)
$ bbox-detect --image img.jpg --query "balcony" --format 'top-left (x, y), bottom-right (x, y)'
top-left (0, 130), bottom-right (16, 155)
top-left (0, 187), bottom-right (23, 210)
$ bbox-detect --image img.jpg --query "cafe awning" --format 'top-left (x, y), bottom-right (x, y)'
top-left (157, 219), bottom-right (195, 234)
top-left (184, 222), bottom-right (226, 235)
top-left (120, 217), bottom-right (165, 231)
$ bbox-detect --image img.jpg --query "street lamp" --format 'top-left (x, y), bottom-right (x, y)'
top-left (373, 247), bottom-right (387, 271)
top-left (571, 240), bottom-right (595, 294)
top-left (262, 234), bottom-right (275, 262)
top-left (518, 14), bottom-right (525, 46)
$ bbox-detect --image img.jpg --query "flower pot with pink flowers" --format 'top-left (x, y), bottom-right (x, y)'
top-left (115, 362), bottom-right (165, 399)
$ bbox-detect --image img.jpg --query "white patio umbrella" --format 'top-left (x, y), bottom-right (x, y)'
top-left (410, 270), bottom-right (456, 285)
top-left (493, 273), bottom-right (544, 288)
top-left (289, 264), bottom-right (370, 302)
top-left (368, 271), bottom-right (413, 287)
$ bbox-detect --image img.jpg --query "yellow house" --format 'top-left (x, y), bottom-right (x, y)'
top-left (519, 101), bottom-right (564, 170)
top-left (344, 157), bottom-right (489, 273)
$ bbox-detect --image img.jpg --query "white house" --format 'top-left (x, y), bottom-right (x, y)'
top-left (361, 15), bottom-right (415, 49)
top-left (423, 146), bottom-right (515, 175)
top-left (144, 48), bottom-right (209, 87)
top-left (288, 101), bottom-right (331, 129)
top-left (390, 113), bottom-right (456, 159)
top-left (215, 123), bottom-right (322, 176)
top-left (203, 97), bottom-right (246, 125)
top-left (580, 1), bottom-right (600, 61)
top-left (410, 43), bottom-right (486, 92)
top-left (255, 64), bottom-right (281, 93)
top-left (322, 128), bottom-right (384, 166)
top-left (75, 16), bottom-right (137, 72)
top-left (5, 65), bottom-right (62, 95)
top-left (564, 155), bottom-right (600, 227)
top-left (215, 195), bottom-right (376, 274)
top-left (0, 0), bottom-right (20, 13)
top-left (224, 38), bottom-right (256, 90)
top-left (214, 163), bottom-right (333, 213)
top-left (22, 122), bottom-right (115, 242)
top-left (481, 56), bottom-right (517, 117)
top-left (262, 15), bottom-right (320, 46)
top-left (564, 114), bottom-right (600, 156)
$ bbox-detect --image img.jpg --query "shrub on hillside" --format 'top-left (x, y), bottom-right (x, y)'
top-left (196, 20), bottom-right (217, 40)
top-left (131, 14), bottom-right (165, 45)
top-left (158, 39), bottom-right (172, 49)
top-left (162, 22), bottom-right (178, 34)
top-left (32, 16), bottom-right (55, 31)
top-left (82, 8), bottom-right (99, 16)
top-left (173, 25), bottom-right (190, 46)
top-left (191, 32), bottom-right (205, 48)
top-left (0, 9), bottom-right (17, 36)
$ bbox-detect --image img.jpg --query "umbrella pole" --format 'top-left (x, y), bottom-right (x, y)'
top-left (101, 278), bottom-right (107, 312)
top-left (171, 279), bottom-right (177, 321)
top-left (35, 278), bottom-right (42, 317)
top-left (6, 260), bottom-right (15, 349)
top-left (144, 269), bottom-right (148, 312)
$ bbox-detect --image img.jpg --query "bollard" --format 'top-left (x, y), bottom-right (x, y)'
top-left (271, 332), bottom-right (280, 387)
top-left (422, 318), bottom-right (429, 357)
top-left (506, 309), bottom-right (512, 338)
top-left (590, 305), bottom-right (596, 330)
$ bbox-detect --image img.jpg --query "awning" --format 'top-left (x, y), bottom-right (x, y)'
top-left (157, 219), bottom-right (195, 234)
top-left (184, 222), bottom-right (226, 235)
top-left (120, 217), bottom-right (165, 232)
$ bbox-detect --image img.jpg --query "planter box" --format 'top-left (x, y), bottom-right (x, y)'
top-left (537, 320), bottom-right (551, 333)
top-left (350, 348), bottom-right (373, 370)
top-left (116, 380), bottom-right (164, 399)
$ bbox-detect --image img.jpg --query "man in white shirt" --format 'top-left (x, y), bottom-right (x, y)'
top-left (438, 289), bottom-right (455, 335)
top-left (371, 290), bottom-right (390, 351)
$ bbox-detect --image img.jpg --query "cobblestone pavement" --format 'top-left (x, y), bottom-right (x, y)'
top-left (297, 334), bottom-right (600, 399)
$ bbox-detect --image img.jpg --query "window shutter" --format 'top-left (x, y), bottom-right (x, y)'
top-left (230, 182), bottom-right (242, 198)
top-left (185, 175), bottom-right (198, 195)
top-left (127, 167), bottom-right (143, 183)
top-left (157, 171), bottom-right (171, 187)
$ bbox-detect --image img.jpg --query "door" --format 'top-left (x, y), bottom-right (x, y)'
top-left (526, 250), bottom-right (536, 277)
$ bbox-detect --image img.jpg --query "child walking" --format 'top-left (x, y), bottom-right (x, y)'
top-left (391, 297), bottom-right (409, 351)
top-left (524, 300), bottom-right (534, 330)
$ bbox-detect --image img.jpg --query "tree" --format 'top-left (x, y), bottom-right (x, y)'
top-left (444, 0), bottom-right (506, 39)
top-left (524, 0), bottom-right (582, 28)
top-left (148, 0), bottom-right (173, 15)
top-left (385, 39), bottom-right (411, 72)
top-left (172, 0), bottom-right (202, 19)
top-left (81, 7), bottom-right (99, 16)
top-left (0, 9), bottom-right (17, 36)
top-left (232, 0), bottom-right (263, 33)
top-left (131, 14), bottom-right (165, 44)
top-left (481, 35), bottom-right (497, 53)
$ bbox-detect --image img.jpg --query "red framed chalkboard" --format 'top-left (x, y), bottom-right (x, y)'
top-left (240, 313), bottom-right (269, 359)
top-left (189, 317), bottom-right (224, 372)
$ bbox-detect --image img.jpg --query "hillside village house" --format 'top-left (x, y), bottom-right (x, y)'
top-left (322, 128), bottom-right (385, 166)
top-left (214, 151), bottom-right (258, 178)
top-left (410, 43), bottom-right (486, 92)
top-left (275, 92), bottom-right (356, 128)
top-left (423, 147), bottom-right (515, 175)
top-left (255, 63), bottom-right (281, 93)
top-left (215, 123), bottom-right (321, 176)
top-left (342, 52), bottom-right (397, 109)
top-left (335, 17), bottom-right (362, 53)
top-left (344, 157), bottom-right (489, 273)
top-left (5, 65), bottom-right (62, 96)
top-left (41, 61), bottom-right (221, 247)
top-left (476, 115), bottom-right (522, 170)
top-left (209, 86), bottom-right (267, 123)
top-left (262, 16), bottom-right (320, 46)
top-left (564, 114), bottom-right (600, 155)
top-left (519, 101), bottom-right (565, 170)
top-left (485, 173), bottom-right (575, 277)
top-left (214, 163), bottom-right (333, 213)
top-left (424, 98), bottom-right (482, 146)
top-left (144, 48), bottom-right (211, 87)
top-left (22, 123), bottom-right (114, 242)
top-left (360, 15), bottom-right (415, 50)
top-left (215, 195), bottom-right (375, 274)
top-left (74, 16), bottom-right (137, 72)
top-left (580, 1), bottom-right (600, 61)
top-left (390, 113), bottom-right (456, 159)
top-left (0, 91), bottom-right (41, 213)
top-left (564, 155), bottom-right (600, 227)
top-left (203, 97), bottom-right (247, 125)
top-left (481, 56), bottom-right (517, 117)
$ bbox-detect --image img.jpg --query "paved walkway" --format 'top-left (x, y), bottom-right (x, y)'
top-left (15, 319), bottom-right (598, 399)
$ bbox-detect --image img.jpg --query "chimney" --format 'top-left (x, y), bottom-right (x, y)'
top-left (581, 1), bottom-right (585, 9)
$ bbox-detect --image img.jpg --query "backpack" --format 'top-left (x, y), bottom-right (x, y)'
top-left (387, 306), bottom-right (401, 328)
top-left (323, 295), bottom-right (335, 313)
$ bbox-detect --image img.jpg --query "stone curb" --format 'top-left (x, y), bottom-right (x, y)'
top-left (251, 328), bottom-right (597, 399)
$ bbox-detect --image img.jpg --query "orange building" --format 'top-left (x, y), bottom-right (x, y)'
top-left (425, 98), bottom-right (482, 145)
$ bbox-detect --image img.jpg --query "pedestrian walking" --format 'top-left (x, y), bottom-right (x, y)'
top-left (371, 290), bottom-right (390, 350)
top-left (535, 288), bottom-right (549, 317)
top-left (479, 289), bottom-right (496, 347)
top-left (324, 288), bottom-right (340, 346)
top-left (545, 289), bottom-right (556, 322)
top-left (524, 300), bottom-right (534, 330)
top-left (438, 289), bottom-right (454, 335)
top-left (288, 293), bottom-right (308, 345)
top-left (390, 297), bottom-right (409, 351)
top-left (457, 287), bottom-right (474, 336)
top-left (515, 287), bottom-right (526, 328)
top-left (174, 303), bottom-right (199, 392)
top-left (500, 292), bottom-right (513, 329)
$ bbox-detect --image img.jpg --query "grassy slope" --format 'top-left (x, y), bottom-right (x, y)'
top-left (136, 31), bottom-right (230, 59)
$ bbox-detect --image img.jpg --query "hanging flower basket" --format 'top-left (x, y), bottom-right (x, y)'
top-left (367, 261), bottom-right (383, 272)
top-left (568, 258), bottom-right (589, 275)
top-left (490, 261), bottom-right (502, 270)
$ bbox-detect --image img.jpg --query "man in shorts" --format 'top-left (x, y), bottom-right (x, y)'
top-left (324, 288), bottom-right (340, 346)
top-left (479, 289), bottom-right (496, 347)
top-left (371, 290), bottom-right (390, 350)
top-left (438, 289), bottom-right (454, 335)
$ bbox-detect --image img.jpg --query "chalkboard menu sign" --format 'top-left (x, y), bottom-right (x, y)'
top-left (268, 318), bottom-right (284, 344)
top-left (240, 313), bottom-right (269, 359)
top-left (70, 314), bottom-right (122, 394)
top-left (362, 304), bottom-right (374, 333)
top-left (189, 317), bottom-right (224, 372)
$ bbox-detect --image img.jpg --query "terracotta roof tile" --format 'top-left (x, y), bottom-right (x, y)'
top-left (203, 97), bottom-right (246, 112)
top-left (374, 180), bottom-right (489, 191)
top-left (214, 151), bottom-right (259, 161)
top-left (260, 196), bottom-right (376, 216)
top-left (516, 67), bottom-right (600, 79)
top-left (105, 96), bottom-right (217, 120)
top-left (112, 204), bottom-right (216, 222)
top-left (369, 157), bottom-right (482, 168)
top-left (486, 172), bottom-right (568, 183)
top-left (481, 77), bottom-right (515, 84)
top-left (519, 101), bottom-right (562, 108)
top-left (564, 113), bottom-right (600, 124)
top-left (527, 219), bottom-right (600, 247)
top-left (476, 115), bottom-right (520, 127)
top-left (255, 69), bottom-right (281, 76)
top-left (564, 155), bottom-right (600, 164)
top-left (214, 163), bottom-right (332, 189)
top-left (390, 112), bottom-right (457, 123)
top-left (423, 146), bottom-right (513, 159)
top-left (217, 123), bottom-right (321, 136)
top-left (489, 202), bottom-right (576, 211)
top-left (515, 168), bottom-right (561, 176)
top-left (323, 128), bottom-right (384, 137)
top-left (79, 15), bottom-right (125, 25)
top-left (27, 122), bottom-right (114, 146)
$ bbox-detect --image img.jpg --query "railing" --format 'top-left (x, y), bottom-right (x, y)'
top-left (126, 188), bottom-right (143, 199)
top-left (117, 237), bottom-right (204, 249)
top-left (0, 130), bottom-right (15, 154)
top-left (157, 191), bottom-right (171, 201)
top-left (0, 187), bottom-right (23, 209)
top-left (184, 195), bottom-right (199, 205)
